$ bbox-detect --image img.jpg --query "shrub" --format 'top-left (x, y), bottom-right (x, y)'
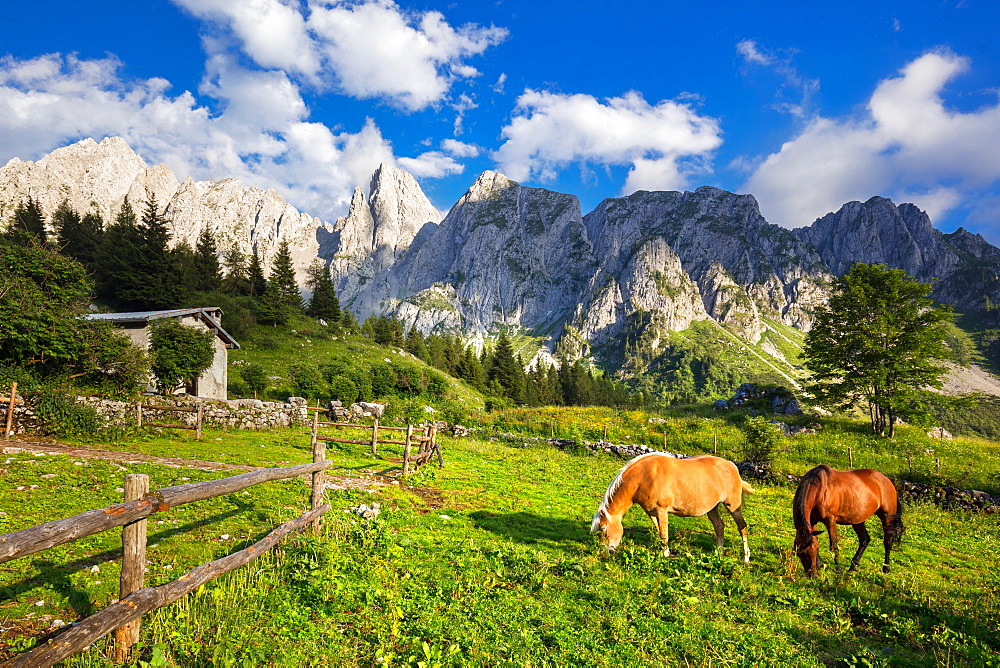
top-left (35, 388), bottom-right (102, 439)
top-left (328, 375), bottom-right (359, 405)
top-left (289, 362), bottom-right (325, 399)
top-left (740, 415), bottom-right (782, 467)
top-left (241, 363), bottom-right (268, 398)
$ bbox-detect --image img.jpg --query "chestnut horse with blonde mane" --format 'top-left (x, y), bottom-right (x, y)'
top-left (792, 465), bottom-right (904, 577)
top-left (591, 453), bottom-right (754, 561)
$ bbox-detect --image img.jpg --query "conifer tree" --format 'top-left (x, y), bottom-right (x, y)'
top-left (257, 281), bottom-right (291, 326)
top-left (305, 259), bottom-right (341, 321)
top-left (55, 201), bottom-right (103, 268)
top-left (193, 228), bottom-right (222, 293)
top-left (136, 195), bottom-right (182, 308)
top-left (489, 332), bottom-right (525, 403)
top-left (268, 239), bottom-right (301, 311)
top-left (6, 196), bottom-right (46, 245)
top-left (94, 200), bottom-right (141, 304)
top-left (248, 248), bottom-right (267, 297)
top-left (221, 243), bottom-right (251, 295)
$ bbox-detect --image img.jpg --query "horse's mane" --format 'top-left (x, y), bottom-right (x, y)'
top-left (792, 465), bottom-right (831, 541)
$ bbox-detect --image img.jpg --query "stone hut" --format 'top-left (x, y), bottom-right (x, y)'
top-left (86, 307), bottom-right (239, 400)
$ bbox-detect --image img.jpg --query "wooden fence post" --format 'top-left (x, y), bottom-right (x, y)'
top-left (114, 474), bottom-right (149, 662)
top-left (311, 435), bottom-right (326, 534)
top-left (713, 434), bottom-right (718, 455)
top-left (602, 425), bottom-right (608, 442)
top-left (402, 424), bottom-right (413, 476)
top-left (195, 402), bottom-right (204, 441)
top-left (3, 381), bottom-right (15, 439)
top-left (370, 418), bottom-right (379, 457)
top-left (848, 447), bottom-right (854, 468)
top-left (136, 402), bottom-right (143, 429)
top-left (431, 424), bottom-right (443, 468)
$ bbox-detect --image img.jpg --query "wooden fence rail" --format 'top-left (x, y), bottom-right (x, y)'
top-left (136, 402), bottom-right (204, 440)
top-left (0, 442), bottom-right (330, 666)
top-left (308, 413), bottom-right (441, 474)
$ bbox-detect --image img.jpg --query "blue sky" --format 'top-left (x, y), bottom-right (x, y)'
top-left (2, 0), bottom-right (999, 243)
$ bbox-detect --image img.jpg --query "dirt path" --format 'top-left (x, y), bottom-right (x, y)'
top-left (0, 438), bottom-right (391, 491)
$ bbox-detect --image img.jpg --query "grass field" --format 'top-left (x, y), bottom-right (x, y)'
top-left (1, 412), bottom-right (999, 666)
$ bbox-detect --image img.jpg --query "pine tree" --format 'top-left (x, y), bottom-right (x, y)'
top-left (193, 228), bottom-right (222, 293)
top-left (221, 243), bottom-right (251, 295)
top-left (248, 248), bottom-right (267, 297)
top-left (6, 197), bottom-right (46, 245)
top-left (94, 200), bottom-right (142, 304)
top-left (268, 239), bottom-right (301, 312)
top-left (136, 195), bottom-right (182, 308)
top-left (489, 332), bottom-right (525, 404)
top-left (305, 259), bottom-right (341, 321)
top-left (55, 201), bottom-right (104, 268)
top-left (257, 281), bottom-right (291, 326)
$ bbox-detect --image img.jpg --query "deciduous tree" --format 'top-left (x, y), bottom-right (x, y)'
top-left (804, 263), bottom-right (952, 437)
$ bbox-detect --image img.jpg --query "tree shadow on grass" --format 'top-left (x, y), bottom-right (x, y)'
top-left (468, 511), bottom-right (591, 550)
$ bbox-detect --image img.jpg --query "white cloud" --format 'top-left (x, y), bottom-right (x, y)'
top-left (175, 0), bottom-right (507, 111)
top-left (736, 40), bottom-right (773, 66)
top-left (172, 0), bottom-right (321, 78)
top-left (441, 138), bottom-right (479, 158)
top-left (0, 53), bottom-right (397, 220)
top-left (743, 50), bottom-right (1000, 227)
top-left (397, 150), bottom-right (464, 178)
top-left (493, 89), bottom-right (722, 193)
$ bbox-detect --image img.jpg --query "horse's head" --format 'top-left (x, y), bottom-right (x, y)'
top-left (591, 506), bottom-right (623, 553)
top-left (793, 530), bottom-right (821, 577)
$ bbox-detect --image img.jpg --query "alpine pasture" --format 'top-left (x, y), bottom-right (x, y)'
top-left (1, 409), bottom-right (998, 666)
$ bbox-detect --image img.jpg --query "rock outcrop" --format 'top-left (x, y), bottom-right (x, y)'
top-left (795, 196), bottom-right (1000, 314)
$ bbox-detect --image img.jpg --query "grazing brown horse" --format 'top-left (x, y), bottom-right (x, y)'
top-left (792, 465), bottom-right (904, 577)
top-left (591, 453), bottom-right (754, 562)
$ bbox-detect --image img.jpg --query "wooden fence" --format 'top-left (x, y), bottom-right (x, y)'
top-left (0, 440), bottom-right (330, 667)
top-left (136, 402), bottom-right (204, 440)
top-left (308, 410), bottom-right (442, 475)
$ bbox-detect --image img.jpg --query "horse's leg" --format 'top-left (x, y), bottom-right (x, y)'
top-left (706, 506), bottom-right (725, 550)
top-left (848, 522), bottom-right (870, 572)
top-left (825, 520), bottom-right (841, 569)
top-left (878, 512), bottom-right (894, 574)
top-left (728, 506), bottom-right (750, 563)
top-left (648, 507), bottom-right (671, 557)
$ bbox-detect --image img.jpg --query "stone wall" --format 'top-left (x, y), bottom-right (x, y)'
top-left (76, 396), bottom-right (311, 430)
top-left (1, 394), bottom-right (309, 435)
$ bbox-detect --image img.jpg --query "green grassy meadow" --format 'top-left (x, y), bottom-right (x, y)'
top-left (1, 412), bottom-right (999, 666)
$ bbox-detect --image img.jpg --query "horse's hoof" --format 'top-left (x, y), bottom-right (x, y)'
top-left (882, 565), bottom-right (890, 574)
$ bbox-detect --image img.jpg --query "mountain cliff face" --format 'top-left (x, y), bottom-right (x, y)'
top-left (0, 137), bottom-right (322, 283)
top-left (795, 197), bottom-right (1000, 314)
top-left (346, 171), bottom-right (600, 337)
top-left (3, 137), bottom-right (999, 389)
top-left (319, 164), bottom-right (442, 316)
top-left (575, 187), bottom-right (831, 349)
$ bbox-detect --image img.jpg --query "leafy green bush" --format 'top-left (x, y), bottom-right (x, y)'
top-left (288, 362), bottom-right (325, 399)
top-left (149, 319), bottom-right (216, 393)
top-left (34, 389), bottom-right (102, 439)
top-left (240, 363), bottom-right (268, 398)
top-left (328, 375), bottom-right (359, 404)
top-left (740, 415), bottom-right (782, 466)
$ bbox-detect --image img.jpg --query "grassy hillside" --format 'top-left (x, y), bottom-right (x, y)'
top-left (228, 316), bottom-right (486, 417)
top-left (1, 409), bottom-right (998, 665)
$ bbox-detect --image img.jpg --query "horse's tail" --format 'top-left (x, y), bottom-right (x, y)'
top-left (885, 500), bottom-right (905, 547)
top-left (741, 480), bottom-right (756, 495)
